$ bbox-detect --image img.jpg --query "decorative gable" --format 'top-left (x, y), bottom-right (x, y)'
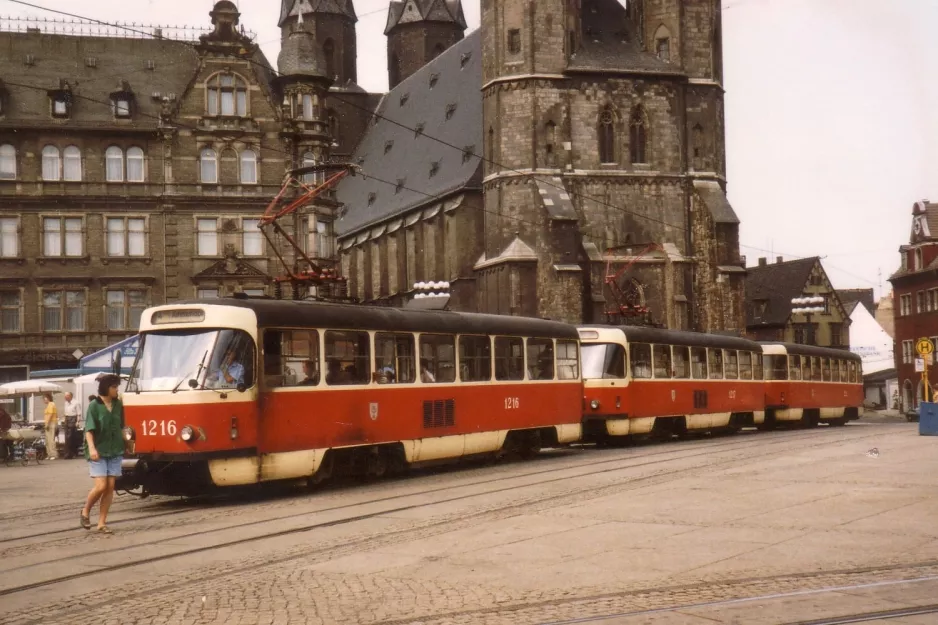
top-left (194, 245), bottom-right (268, 279)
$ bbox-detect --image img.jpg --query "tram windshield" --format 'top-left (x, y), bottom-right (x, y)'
top-left (128, 329), bottom-right (255, 392)
top-left (581, 343), bottom-right (626, 379)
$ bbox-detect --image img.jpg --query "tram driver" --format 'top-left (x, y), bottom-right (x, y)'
top-left (207, 347), bottom-right (246, 389)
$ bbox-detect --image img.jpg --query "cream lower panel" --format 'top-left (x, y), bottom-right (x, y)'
top-left (208, 456), bottom-right (260, 487)
top-left (555, 423), bottom-right (582, 444)
top-left (753, 410), bottom-right (765, 424)
top-left (606, 417), bottom-right (655, 436)
top-left (412, 435), bottom-right (467, 463)
top-left (260, 449), bottom-right (324, 482)
top-left (775, 408), bottom-right (804, 421)
top-left (685, 414), bottom-right (711, 429)
top-left (464, 431), bottom-right (508, 455)
top-left (820, 407), bottom-right (846, 419)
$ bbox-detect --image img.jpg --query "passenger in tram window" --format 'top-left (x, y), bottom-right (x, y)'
top-left (207, 348), bottom-right (245, 388)
top-left (420, 359), bottom-right (436, 383)
top-left (325, 359), bottom-right (351, 385)
top-left (300, 360), bottom-right (320, 386)
top-left (374, 361), bottom-right (396, 384)
top-left (531, 352), bottom-right (554, 380)
top-left (789, 355), bottom-right (802, 381)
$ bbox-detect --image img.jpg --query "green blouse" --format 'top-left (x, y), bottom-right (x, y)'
top-left (84, 398), bottom-right (125, 460)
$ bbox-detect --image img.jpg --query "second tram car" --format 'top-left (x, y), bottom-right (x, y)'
top-left (579, 326), bottom-right (766, 442)
top-left (119, 299), bottom-right (583, 496)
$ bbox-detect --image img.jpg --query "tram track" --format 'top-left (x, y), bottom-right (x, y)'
top-left (0, 424), bottom-right (888, 621)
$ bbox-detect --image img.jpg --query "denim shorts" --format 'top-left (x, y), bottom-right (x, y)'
top-left (88, 456), bottom-right (122, 478)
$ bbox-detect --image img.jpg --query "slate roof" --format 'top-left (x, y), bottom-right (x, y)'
top-left (694, 180), bottom-right (740, 225)
top-left (280, 0), bottom-right (357, 27)
top-left (746, 257), bottom-right (818, 328)
top-left (0, 31), bottom-right (200, 130)
top-left (335, 30), bottom-right (482, 238)
top-left (386, 0), bottom-right (468, 34)
top-left (836, 289), bottom-right (875, 317)
top-left (566, 0), bottom-right (684, 76)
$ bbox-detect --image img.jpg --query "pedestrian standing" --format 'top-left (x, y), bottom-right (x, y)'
top-left (80, 375), bottom-right (124, 534)
top-left (62, 392), bottom-right (81, 459)
top-left (42, 393), bottom-right (57, 460)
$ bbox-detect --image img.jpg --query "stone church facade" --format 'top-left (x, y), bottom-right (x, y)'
top-left (335, 0), bottom-right (745, 332)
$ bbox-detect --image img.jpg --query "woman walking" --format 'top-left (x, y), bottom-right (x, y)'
top-left (42, 393), bottom-right (57, 460)
top-left (80, 375), bottom-right (124, 534)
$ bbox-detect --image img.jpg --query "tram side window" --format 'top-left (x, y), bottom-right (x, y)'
top-left (812, 357), bottom-right (822, 381)
top-left (822, 358), bottom-right (831, 381)
top-left (653, 344), bottom-right (671, 378)
top-left (848, 361), bottom-right (857, 383)
top-left (459, 335), bottom-right (492, 382)
top-left (527, 338), bottom-right (555, 380)
top-left (801, 355), bottom-right (810, 381)
top-left (495, 336), bottom-right (525, 381)
top-left (765, 355), bottom-right (788, 380)
top-left (691, 347), bottom-right (707, 379)
top-left (204, 329), bottom-right (256, 389)
top-left (581, 343), bottom-right (625, 379)
top-left (739, 351), bottom-right (752, 380)
top-left (724, 349), bottom-right (738, 379)
top-left (752, 352), bottom-right (764, 380)
top-left (630, 343), bottom-right (652, 379)
top-left (789, 355), bottom-right (802, 381)
top-left (840, 360), bottom-right (848, 382)
top-left (325, 330), bottom-right (370, 385)
top-left (556, 340), bottom-right (580, 380)
top-left (374, 333), bottom-right (416, 384)
top-left (708, 348), bottom-right (724, 379)
top-left (273, 330), bottom-right (320, 387)
top-left (420, 334), bottom-right (456, 383)
top-left (263, 329), bottom-right (283, 385)
top-left (831, 359), bottom-right (841, 382)
top-left (673, 346), bottom-right (690, 379)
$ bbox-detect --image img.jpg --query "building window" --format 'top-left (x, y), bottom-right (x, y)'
top-left (51, 95), bottom-right (69, 118)
top-left (42, 289), bottom-right (85, 331)
top-left (915, 248), bottom-right (923, 270)
top-left (598, 107), bottom-right (616, 164)
top-left (298, 93), bottom-right (316, 121)
top-left (105, 146), bottom-right (124, 182)
top-left (900, 293), bottom-right (912, 316)
top-left (42, 146), bottom-right (61, 181)
top-left (656, 37), bottom-right (670, 61)
top-left (830, 323), bottom-right (842, 347)
top-left (793, 323), bottom-right (817, 346)
top-left (917, 291), bottom-right (926, 314)
top-left (106, 217), bottom-right (146, 257)
top-left (43, 217), bottom-right (82, 257)
top-left (307, 216), bottom-right (332, 259)
top-left (0, 217), bottom-right (18, 258)
top-left (206, 73), bottom-right (247, 117)
top-left (301, 152), bottom-right (323, 186)
top-left (0, 144), bottom-right (16, 180)
top-left (197, 218), bottom-right (219, 256)
top-left (112, 97), bottom-right (131, 118)
top-left (127, 147), bottom-right (145, 182)
top-left (902, 340), bottom-right (912, 364)
top-left (197, 288), bottom-right (219, 299)
top-left (62, 146), bottom-right (82, 181)
top-left (629, 106), bottom-right (647, 164)
top-left (106, 289), bottom-right (146, 331)
top-left (242, 218), bottom-right (263, 257)
top-left (240, 150), bottom-right (257, 184)
top-left (323, 39), bottom-right (336, 78)
top-left (200, 148), bottom-right (218, 183)
top-left (507, 29), bottom-right (522, 54)
top-left (0, 291), bottom-right (20, 332)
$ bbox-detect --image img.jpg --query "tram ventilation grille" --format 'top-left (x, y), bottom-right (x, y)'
top-left (423, 399), bottom-right (455, 428)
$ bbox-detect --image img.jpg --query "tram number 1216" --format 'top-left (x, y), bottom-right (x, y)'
top-left (504, 397), bottom-right (520, 409)
top-left (142, 420), bottom-right (177, 436)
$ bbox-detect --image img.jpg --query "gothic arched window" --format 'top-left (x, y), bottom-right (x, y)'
top-left (598, 107), bottom-right (616, 164)
top-left (41, 145), bottom-right (61, 181)
top-left (692, 123), bottom-right (704, 160)
top-left (629, 107), bottom-right (647, 164)
top-left (323, 39), bottom-right (336, 79)
top-left (105, 146), bottom-right (124, 182)
top-left (654, 25), bottom-right (671, 62)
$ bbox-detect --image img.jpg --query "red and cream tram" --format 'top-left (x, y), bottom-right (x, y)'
top-left (761, 343), bottom-right (863, 427)
top-left (118, 299), bottom-right (582, 496)
top-left (578, 326), bottom-right (766, 442)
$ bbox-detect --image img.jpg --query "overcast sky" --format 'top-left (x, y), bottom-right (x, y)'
top-left (4, 0), bottom-right (936, 299)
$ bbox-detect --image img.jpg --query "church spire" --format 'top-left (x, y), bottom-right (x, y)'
top-left (385, 0), bottom-right (467, 88)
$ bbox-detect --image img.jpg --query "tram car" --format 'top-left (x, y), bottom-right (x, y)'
top-left (117, 299), bottom-right (583, 496)
top-left (578, 326), bottom-right (767, 442)
top-left (761, 343), bottom-right (863, 427)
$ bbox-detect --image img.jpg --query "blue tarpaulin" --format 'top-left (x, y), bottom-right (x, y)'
top-left (79, 335), bottom-right (138, 374)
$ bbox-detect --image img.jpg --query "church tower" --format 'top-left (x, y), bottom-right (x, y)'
top-left (385, 0), bottom-right (468, 89)
top-left (279, 0), bottom-right (358, 85)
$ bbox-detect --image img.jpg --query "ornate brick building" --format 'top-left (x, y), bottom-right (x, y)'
top-left (335, 0), bottom-right (745, 331)
top-left (0, 1), bottom-right (338, 372)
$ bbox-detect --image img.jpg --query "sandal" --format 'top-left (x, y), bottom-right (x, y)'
top-left (97, 526), bottom-right (113, 534)
top-left (80, 513), bottom-right (91, 530)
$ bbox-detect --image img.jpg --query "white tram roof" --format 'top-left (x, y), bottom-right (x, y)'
top-left (758, 342), bottom-right (862, 361)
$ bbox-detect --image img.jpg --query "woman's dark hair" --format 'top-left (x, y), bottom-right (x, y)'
top-left (97, 374), bottom-right (121, 397)
top-left (42, 393), bottom-right (53, 402)
top-left (88, 395), bottom-right (97, 403)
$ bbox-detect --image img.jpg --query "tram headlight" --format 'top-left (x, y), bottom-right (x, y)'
top-left (180, 425), bottom-right (195, 442)
top-left (590, 399), bottom-right (601, 411)
top-left (122, 426), bottom-right (135, 441)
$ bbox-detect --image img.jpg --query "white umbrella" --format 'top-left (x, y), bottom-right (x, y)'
top-left (0, 380), bottom-right (65, 397)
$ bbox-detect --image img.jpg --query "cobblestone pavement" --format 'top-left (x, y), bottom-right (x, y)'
top-left (1, 419), bottom-right (935, 625)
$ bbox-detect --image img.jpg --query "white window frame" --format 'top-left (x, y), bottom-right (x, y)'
top-left (240, 149), bottom-right (258, 184)
top-left (41, 287), bottom-right (86, 332)
top-left (196, 217), bottom-right (219, 256)
top-left (0, 217), bottom-right (18, 258)
top-left (0, 144), bottom-right (17, 180)
top-left (105, 146), bottom-right (124, 182)
top-left (42, 216), bottom-right (84, 257)
top-left (206, 73), bottom-right (248, 118)
top-left (241, 217), bottom-right (263, 257)
top-left (41, 145), bottom-right (61, 181)
top-left (307, 216), bottom-right (333, 259)
top-left (197, 288), bottom-right (219, 299)
top-left (105, 288), bottom-right (148, 331)
top-left (105, 216), bottom-right (147, 257)
top-left (113, 97), bottom-right (131, 118)
top-left (62, 145), bottom-right (82, 181)
top-left (0, 289), bottom-right (22, 333)
top-left (126, 146), bottom-right (145, 183)
top-left (200, 148), bottom-right (218, 184)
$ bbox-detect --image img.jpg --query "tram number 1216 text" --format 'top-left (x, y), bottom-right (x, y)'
top-left (504, 397), bottom-right (520, 409)
top-left (142, 420), bottom-right (177, 436)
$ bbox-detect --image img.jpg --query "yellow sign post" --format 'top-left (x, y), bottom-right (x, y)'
top-left (917, 338), bottom-right (934, 403)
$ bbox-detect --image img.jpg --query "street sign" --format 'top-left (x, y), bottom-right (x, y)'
top-left (916, 358), bottom-right (926, 372)
top-left (917, 338), bottom-right (934, 356)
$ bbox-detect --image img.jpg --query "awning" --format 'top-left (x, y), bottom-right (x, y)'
top-left (78, 335), bottom-right (139, 374)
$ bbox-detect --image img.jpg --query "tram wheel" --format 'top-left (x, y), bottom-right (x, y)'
top-left (827, 418), bottom-right (847, 427)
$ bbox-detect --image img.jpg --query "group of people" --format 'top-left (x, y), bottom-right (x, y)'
top-left (41, 391), bottom-right (89, 460)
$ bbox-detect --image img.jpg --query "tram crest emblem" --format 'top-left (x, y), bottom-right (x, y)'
top-left (369, 403), bottom-right (379, 421)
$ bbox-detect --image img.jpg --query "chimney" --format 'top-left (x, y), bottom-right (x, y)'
top-left (776, 256), bottom-right (783, 264)
top-left (758, 257), bottom-right (767, 267)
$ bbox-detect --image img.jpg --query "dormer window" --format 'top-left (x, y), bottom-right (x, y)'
top-left (114, 98), bottom-right (131, 118)
top-left (206, 73), bottom-right (247, 117)
top-left (50, 93), bottom-right (70, 118)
